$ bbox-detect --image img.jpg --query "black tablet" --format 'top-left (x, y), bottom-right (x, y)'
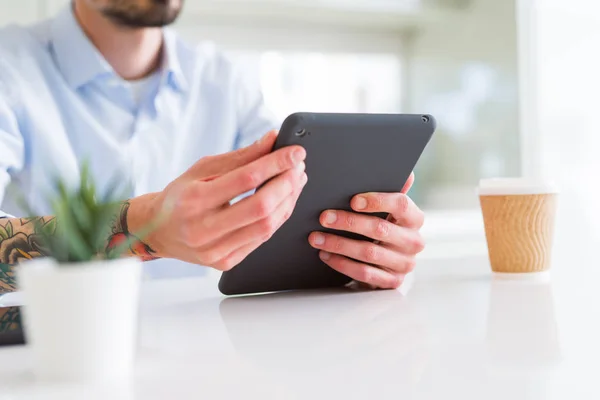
top-left (219, 112), bottom-right (436, 296)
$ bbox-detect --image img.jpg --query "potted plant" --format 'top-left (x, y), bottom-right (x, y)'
top-left (14, 165), bottom-right (156, 382)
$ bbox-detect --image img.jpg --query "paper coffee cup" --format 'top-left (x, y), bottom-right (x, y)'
top-left (478, 178), bottom-right (558, 274)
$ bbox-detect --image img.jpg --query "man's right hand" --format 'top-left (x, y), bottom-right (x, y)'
top-left (129, 131), bottom-right (307, 271)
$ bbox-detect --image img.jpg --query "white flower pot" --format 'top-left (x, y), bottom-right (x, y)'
top-left (16, 257), bottom-right (142, 382)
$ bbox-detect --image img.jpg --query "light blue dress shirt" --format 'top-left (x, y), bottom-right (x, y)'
top-left (0, 6), bottom-right (279, 277)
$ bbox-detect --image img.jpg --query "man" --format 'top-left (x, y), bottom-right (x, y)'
top-left (0, 0), bottom-right (425, 293)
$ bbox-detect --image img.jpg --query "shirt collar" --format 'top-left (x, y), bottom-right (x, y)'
top-left (50, 5), bottom-right (189, 93)
top-left (161, 28), bottom-right (189, 92)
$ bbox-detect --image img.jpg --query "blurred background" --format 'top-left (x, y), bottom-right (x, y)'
top-left (0, 0), bottom-right (597, 257)
top-left (175, 0), bottom-right (522, 213)
top-left (0, 0), bottom-right (521, 209)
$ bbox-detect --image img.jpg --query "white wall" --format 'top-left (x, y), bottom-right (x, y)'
top-left (0, 0), bottom-right (520, 215)
top-left (533, 0), bottom-right (600, 243)
top-left (406, 0), bottom-right (520, 209)
top-left (0, 1), bottom-right (43, 25)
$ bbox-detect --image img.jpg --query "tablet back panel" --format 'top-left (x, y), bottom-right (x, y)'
top-left (219, 113), bottom-right (436, 295)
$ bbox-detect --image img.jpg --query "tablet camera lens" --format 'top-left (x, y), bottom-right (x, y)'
top-left (295, 129), bottom-right (307, 137)
top-left (421, 115), bottom-right (430, 123)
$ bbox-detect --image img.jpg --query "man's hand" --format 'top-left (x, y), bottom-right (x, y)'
top-left (129, 131), bottom-right (307, 271)
top-left (308, 173), bottom-right (425, 289)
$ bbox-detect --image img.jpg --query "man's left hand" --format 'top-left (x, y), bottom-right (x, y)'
top-left (308, 173), bottom-right (425, 289)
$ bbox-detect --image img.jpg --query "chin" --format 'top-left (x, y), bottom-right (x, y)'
top-left (101, 0), bottom-right (184, 28)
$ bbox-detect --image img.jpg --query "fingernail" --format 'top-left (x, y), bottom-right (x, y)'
top-left (320, 251), bottom-right (331, 261)
top-left (293, 149), bottom-right (305, 163)
top-left (295, 162), bottom-right (306, 173)
top-left (301, 172), bottom-right (308, 186)
top-left (324, 211), bottom-right (337, 225)
top-left (355, 196), bottom-right (368, 210)
top-left (313, 233), bottom-right (325, 246)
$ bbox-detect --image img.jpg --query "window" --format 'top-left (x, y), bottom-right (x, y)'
top-left (176, 0), bottom-right (521, 215)
top-left (229, 51), bottom-right (403, 117)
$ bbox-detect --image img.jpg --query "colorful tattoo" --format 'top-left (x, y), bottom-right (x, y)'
top-left (0, 307), bottom-right (20, 334)
top-left (0, 264), bottom-right (16, 294)
top-left (0, 217), bottom-right (57, 293)
top-left (0, 202), bottom-right (158, 292)
top-left (106, 202), bottom-right (158, 262)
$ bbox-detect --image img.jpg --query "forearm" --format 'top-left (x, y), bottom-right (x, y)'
top-left (0, 194), bottom-right (160, 293)
top-left (0, 306), bottom-right (19, 334)
top-left (0, 216), bottom-right (53, 293)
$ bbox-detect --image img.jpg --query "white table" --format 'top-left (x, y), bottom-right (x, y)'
top-left (0, 237), bottom-right (599, 400)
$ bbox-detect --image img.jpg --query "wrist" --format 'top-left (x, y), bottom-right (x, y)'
top-left (126, 193), bottom-right (164, 260)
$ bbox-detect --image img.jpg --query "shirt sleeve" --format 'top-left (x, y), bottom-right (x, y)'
top-left (232, 61), bottom-right (281, 150)
top-left (0, 87), bottom-right (25, 218)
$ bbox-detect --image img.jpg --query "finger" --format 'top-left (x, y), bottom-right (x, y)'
top-left (201, 164), bottom-right (307, 239)
top-left (317, 210), bottom-right (425, 254)
top-left (382, 242), bottom-right (422, 267)
top-left (309, 232), bottom-right (417, 273)
top-left (319, 251), bottom-right (405, 290)
top-left (350, 193), bottom-right (425, 229)
top-left (180, 166), bottom-right (304, 248)
top-left (187, 131), bottom-right (279, 179)
top-left (212, 239), bottom-right (264, 272)
top-left (402, 172), bottom-right (415, 194)
top-left (204, 182), bottom-right (305, 269)
top-left (212, 195), bottom-right (299, 272)
top-left (206, 144), bottom-right (306, 208)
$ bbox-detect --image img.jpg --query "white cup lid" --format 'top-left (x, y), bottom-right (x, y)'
top-left (478, 178), bottom-right (559, 196)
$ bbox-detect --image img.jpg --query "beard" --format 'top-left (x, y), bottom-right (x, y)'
top-left (98, 0), bottom-right (183, 28)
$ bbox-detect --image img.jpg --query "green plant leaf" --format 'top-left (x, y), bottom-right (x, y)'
top-left (11, 158), bottom-right (165, 265)
top-left (55, 200), bottom-right (93, 262)
top-left (5, 222), bottom-right (12, 238)
top-left (0, 225), bottom-right (8, 241)
top-left (56, 180), bottom-right (69, 204)
top-left (80, 161), bottom-right (90, 188)
top-left (42, 218), bottom-right (57, 236)
top-left (71, 199), bottom-right (93, 235)
top-left (92, 204), bottom-right (120, 249)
